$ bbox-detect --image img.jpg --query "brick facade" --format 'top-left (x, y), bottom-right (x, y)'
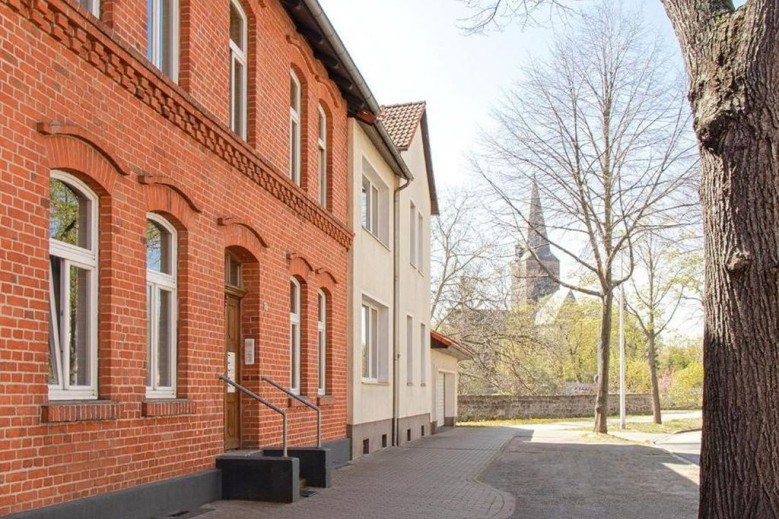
top-left (0, 0), bottom-right (352, 515)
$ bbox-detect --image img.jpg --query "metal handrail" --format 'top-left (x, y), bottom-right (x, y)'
top-left (261, 376), bottom-right (321, 448)
top-left (218, 374), bottom-right (288, 457)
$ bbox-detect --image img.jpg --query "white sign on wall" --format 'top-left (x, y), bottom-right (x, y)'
top-left (245, 338), bottom-right (255, 365)
top-left (227, 352), bottom-right (236, 392)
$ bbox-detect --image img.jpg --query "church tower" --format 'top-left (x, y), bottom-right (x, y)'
top-left (511, 179), bottom-right (560, 308)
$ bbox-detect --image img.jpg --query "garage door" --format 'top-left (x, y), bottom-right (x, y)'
top-left (436, 372), bottom-right (445, 424)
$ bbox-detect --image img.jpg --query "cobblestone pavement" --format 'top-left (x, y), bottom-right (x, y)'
top-left (480, 427), bottom-right (700, 519)
top-left (197, 427), bottom-right (516, 519)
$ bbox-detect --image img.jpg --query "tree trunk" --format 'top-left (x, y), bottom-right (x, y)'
top-left (646, 332), bottom-right (662, 425)
top-left (662, 1), bottom-right (779, 516)
top-left (593, 291), bottom-right (613, 433)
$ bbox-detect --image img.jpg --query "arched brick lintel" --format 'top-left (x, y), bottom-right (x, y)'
top-left (38, 132), bottom-right (127, 196)
top-left (219, 219), bottom-right (268, 262)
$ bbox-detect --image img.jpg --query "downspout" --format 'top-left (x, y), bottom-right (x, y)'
top-left (392, 176), bottom-right (412, 446)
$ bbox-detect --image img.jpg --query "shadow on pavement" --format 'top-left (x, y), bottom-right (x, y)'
top-left (479, 428), bottom-right (698, 519)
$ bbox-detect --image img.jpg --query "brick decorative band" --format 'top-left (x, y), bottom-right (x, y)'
top-left (142, 399), bottom-right (197, 417)
top-left (5, 0), bottom-right (353, 249)
top-left (458, 394), bottom-right (654, 421)
top-left (41, 401), bottom-right (120, 423)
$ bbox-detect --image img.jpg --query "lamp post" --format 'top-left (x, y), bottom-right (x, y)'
top-left (619, 282), bottom-right (626, 430)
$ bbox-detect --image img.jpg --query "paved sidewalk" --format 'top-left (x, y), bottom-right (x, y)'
top-left (197, 427), bottom-right (517, 519)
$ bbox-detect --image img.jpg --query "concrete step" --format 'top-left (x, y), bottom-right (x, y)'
top-left (263, 447), bottom-right (332, 488)
top-left (215, 453), bottom-right (300, 503)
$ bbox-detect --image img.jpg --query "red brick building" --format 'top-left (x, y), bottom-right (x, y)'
top-left (0, 0), bottom-right (378, 516)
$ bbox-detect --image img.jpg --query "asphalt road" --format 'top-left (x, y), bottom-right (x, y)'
top-left (479, 426), bottom-right (699, 519)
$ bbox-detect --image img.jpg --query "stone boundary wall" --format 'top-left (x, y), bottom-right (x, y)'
top-left (458, 394), bottom-right (653, 421)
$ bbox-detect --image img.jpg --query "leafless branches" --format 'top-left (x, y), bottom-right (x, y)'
top-left (475, 0), bottom-right (699, 431)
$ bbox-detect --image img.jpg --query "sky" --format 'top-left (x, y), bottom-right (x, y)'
top-left (317, 0), bottom-right (681, 189)
top-left (317, 0), bottom-right (703, 338)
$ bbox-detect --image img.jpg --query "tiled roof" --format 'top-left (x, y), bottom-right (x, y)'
top-left (380, 102), bottom-right (426, 151)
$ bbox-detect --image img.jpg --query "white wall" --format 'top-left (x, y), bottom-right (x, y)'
top-left (397, 128), bottom-right (433, 420)
top-left (348, 121), bottom-right (397, 426)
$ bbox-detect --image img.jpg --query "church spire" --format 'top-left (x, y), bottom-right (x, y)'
top-left (526, 178), bottom-right (553, 259)
top-left (511, 177), bottom-right (560, 308)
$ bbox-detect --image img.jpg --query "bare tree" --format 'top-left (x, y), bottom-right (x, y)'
top-left (626, 229), bottom-right (703, 424)
top-left (475, 1), bottom-right (698, 433)
top-left (463, 0), bottom-right (779, 515)
top-left (430, 189), bottom-right (503, 329)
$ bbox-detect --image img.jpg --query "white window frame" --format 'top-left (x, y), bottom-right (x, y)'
top-left (78, 0), bottom-right (100, 16)
top-left (317, 290), bottom-right (326, 396)
top-left (146, 214), bottom-right (178, 399)
top-left (290, 278), bottom-right (301, 394)
top-left (406, 315), bottom-right (414, 385)
top-left (361, 302), bottom-right (380, 382)
top-left (417, 212), bottom-right (424, 273)
top-left (147, 0), bottom-right (180, 82)
top-left (289, 71), bottom-right (302, 185)
top-left (318, 106), bottom-right (328, 207)
top-left (229, 0), bottom-right (248, 140)
top-left (420, 323), bottom-right (427, 386)
top-left (409, 202), bottom-right (417, 268)
top-left (48, 171), bottom-right (99, 401)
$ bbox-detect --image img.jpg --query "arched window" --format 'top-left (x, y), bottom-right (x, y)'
top-left (318, 106), bottom-right (328, 207)
top-left (289, 278), bottom-right (301, 393)
top-left (229, 0), bottom-right (248, 139)
top-left (146, 214), bottom-right (177, 398)
top-left (49, 172), bottom-right (99, 400)
top-left (289, 71), bottom-right (302, 185)
top-left (317, 290), bottom-right (326, 396)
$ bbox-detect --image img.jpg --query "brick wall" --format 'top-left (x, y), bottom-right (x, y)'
top-left (458, 394), bottom-right (654, 422)
top-left (0, 0), bottom-right (351, 515)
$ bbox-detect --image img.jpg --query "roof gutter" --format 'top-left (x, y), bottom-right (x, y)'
top-left (302, 0), bottom-right (413, 181)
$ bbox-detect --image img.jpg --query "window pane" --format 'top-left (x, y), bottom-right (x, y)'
top-left (318, 293), bottom-right (325, 323)
top-left (230, 2), bottom-right (244, 49)
top-left (50, 179), bottom-right (89, 249)
top-left (147, 0), bottom-right (154, 61)
top-left (418, 214), bottom-right (424, 270)
top-left (226, 255), bottom-right (241, 287)
top-left (289, 281), bottom-right (297, 314)
top-left (290, 121), bottom-right (299, 181)
top-left (161, 0), bottom-right (175, 76)
top-left (410, 204), bottom-right (416, 265)
top-left (319, 146), bottom-right (327, 207)
top-left (290, 76), bottom-right (299, 110)
top-left (146, 220), bottom-right (171, 274)
top-left (371, 187), bottom-right (379, 235)
top-left (49, 257), bottom-right (63, 386)
top-left (319, 111), bottom-right (325, 140)
top-left (157, 288), bottom-right (172, 387)
top-left (361, 179), bottom-right (369, 229)
top-left (420, 324), bottom-right (427, 384)
top-left (231, 59), bottom-right (245, 137)
top-left (318, 329), bottom-right (325, 392)
top-left (146, 284), bottom-right (153, 387)
top-left (370, 308), bottom-right (378, 379)
top-left (69, 265), bottom-right (91, 387)
top-left (361, 305), bottom-right (369, 377)
top-left (406, 316), bottom-right (413, 384)
top-left (290, 322), bottom-right (299, 388)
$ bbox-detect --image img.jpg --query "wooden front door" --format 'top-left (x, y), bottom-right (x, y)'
top-left (224, 294), bottom-right (241, 450)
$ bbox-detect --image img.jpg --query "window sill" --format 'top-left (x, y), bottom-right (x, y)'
top-left (41, 400), bottom-right (120, 423)
top-left (407, 382), bottom-right (414, 387)
top-left (317, 395), bottom-right (335, 407)
top-left (288, 396), bottom-right (314, 408)
top-left (361, 380), bottom-right (390, 386)
top-left (142, 399), bottom-right (196, 417)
